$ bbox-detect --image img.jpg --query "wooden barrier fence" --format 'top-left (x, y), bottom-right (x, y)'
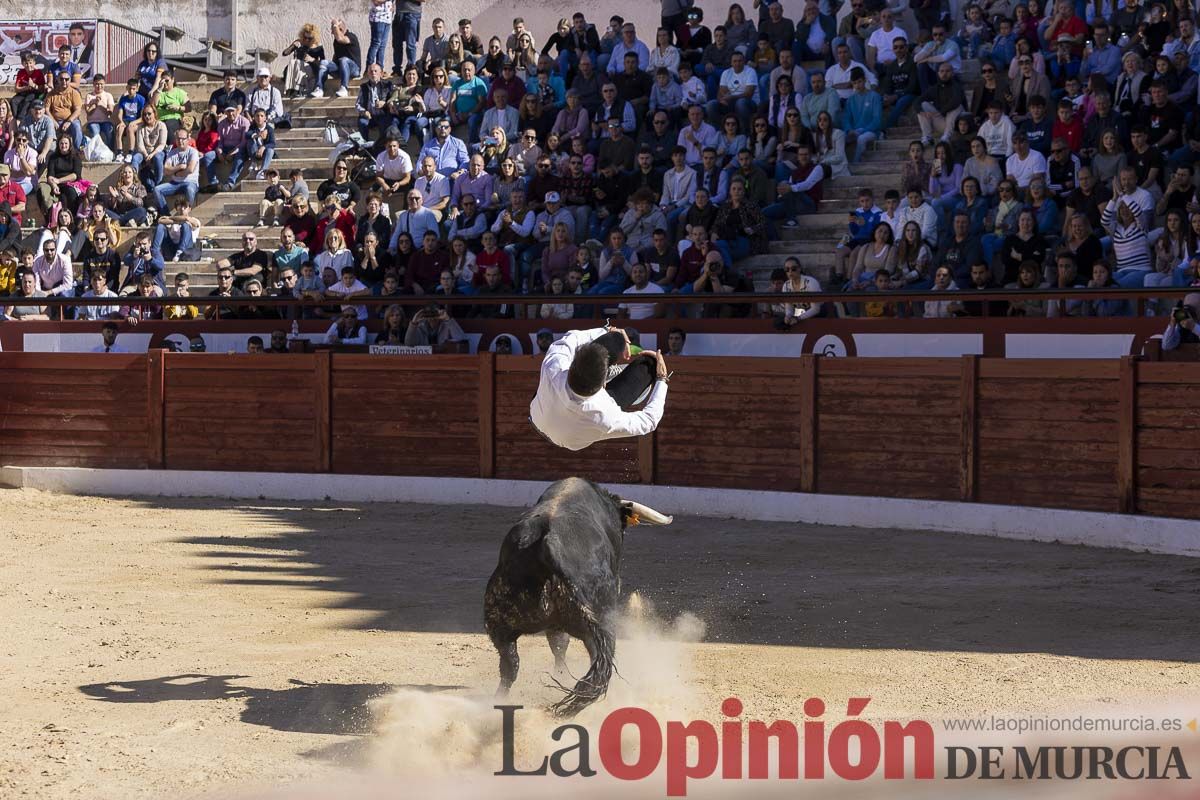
top-left (1, 353), bottom-right (1197, 521)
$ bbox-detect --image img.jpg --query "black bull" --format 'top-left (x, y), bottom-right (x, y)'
top-left (483, 477), bottom-right (672, 717)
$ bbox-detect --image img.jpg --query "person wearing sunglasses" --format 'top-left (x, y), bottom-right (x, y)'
top-left (135, 42), bottom-right (167, 99)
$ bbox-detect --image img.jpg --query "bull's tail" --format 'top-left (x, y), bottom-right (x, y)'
top-left (548, 596), bottom-right (615, 718)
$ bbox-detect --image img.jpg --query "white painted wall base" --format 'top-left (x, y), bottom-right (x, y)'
top-left (2, 466), bottom-right (1197, 558)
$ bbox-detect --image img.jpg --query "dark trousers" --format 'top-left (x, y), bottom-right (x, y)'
top-left (595, 331), bottom-right (656, 407)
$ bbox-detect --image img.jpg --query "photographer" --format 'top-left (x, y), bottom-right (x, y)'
top-left (405, 303), bottom-right (466, 346)
top-left (1162, 294), bottom-right (1200, 351)
top-left (118, 232), bottom-right (165, 296)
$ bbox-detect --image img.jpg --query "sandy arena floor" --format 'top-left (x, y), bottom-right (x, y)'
top-left (2, 487), bottom-right (1199, 799)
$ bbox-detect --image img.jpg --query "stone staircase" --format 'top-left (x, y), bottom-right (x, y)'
top-left (54, 63), bottom-right (982, 293)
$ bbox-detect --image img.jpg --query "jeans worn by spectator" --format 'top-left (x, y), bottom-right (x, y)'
top-left (87, 121), bottom-right (114, 150)
top-left (132, 151), bottom-right (165, 192)
top-left (244, 139), bottom-right (275, 175)
top-left (392, 12), bottom-right (421, 71)
top-left (368, 21), bottom-right (391, 71)
top-left (203, 148), bottom-right (245, 187)
top-left (315, 57), bottom-right (361, 92)
top-left (153, 180), bottom-right (198, 212)
top-left (107, 206), bottom-right (148, 226)
top-left (152, 220), bottom-right (195, 262)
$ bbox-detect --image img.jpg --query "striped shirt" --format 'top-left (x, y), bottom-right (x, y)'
top-left (1101, 199), bottom-right (1151, 273)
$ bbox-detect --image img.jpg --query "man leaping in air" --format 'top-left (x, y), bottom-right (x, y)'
top-left (530, 325), bottom-right (669, 451)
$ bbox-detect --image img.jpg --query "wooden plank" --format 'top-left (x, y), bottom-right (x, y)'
top-left (817, 358), bottom-right (961, 378)
top-left (0, 370), bottom-right (143, 386)
top-left (1137, 466), bottom-right (1200, 491)
top-left (146, 349), bottom-right (165, 469)
top-left (1137, 409), bottom-right (1200, 429)
top-left (0, 415), bottom-right (145, 432)
top-left (0, 385), bottom-right (142, 403)
top-left (960, 355), bottom-right (978, 503)
top-left (1137, 362), bottom-right (1200, 384)
top-left (816, 429), bottom-right (960, 454)
top-left (637, 428), bottom-right (654, 484)
top-left (979, 359), bottom-right (1120, 380)
top-left (978, 417), bottom-right (1116, 443)
top-left (1135, 386), bottom-right (1200, 408)
top-left (1136, 428), bottom-right (1200, 450)
top-left (314, 350), bottom-right (331, 473)
top-left (1137, 449), bottom-right (1200, 470)
top-left (0, 352), bottom-right (144, 370)
top-left (799, 354), bottom-right (816, 493)
top-left (166, 400), bottom-right (316, 419)
top-left (977, 399), bottom-right (1118, 423)
top-left (332, 372), bottom-right (479, 390)
top-left (977, 379), bottom-right (1116, 404)
top-left (332, 354), bottom-right (480, 371)
top-left (165, 355), bottom-right (317, 371)
top-left (478, 351), bottom-right (495, 479)
top-left (167, 370), bottom-right (315, 390)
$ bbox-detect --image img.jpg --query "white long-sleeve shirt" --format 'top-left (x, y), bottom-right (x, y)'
top-left (530, 327), bottom-right (668, 451)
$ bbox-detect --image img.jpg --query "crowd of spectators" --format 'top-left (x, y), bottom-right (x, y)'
top-left (4, 0), bottom-right (1200, 329)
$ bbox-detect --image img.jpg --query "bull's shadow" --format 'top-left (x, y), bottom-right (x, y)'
top-left (78, 674), bottom-right (464, 736)
top-left (155, 497), bottom-right (1200, 662)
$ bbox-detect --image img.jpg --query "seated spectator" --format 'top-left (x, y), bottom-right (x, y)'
top-left (243, 109), bottom-right (276, 181)
top-left (324, 264), bottom-right (370, 318)
top-left (1101, 195), bottom-right (1152, 287)
top-left (375, 304), bottom-right (409, 345)
top-left (407, 230), bottom-right (450, 293)
top-left (1083, 259), bottom-right (1134, 317)
top-left (151, 197), bottom-right (200, 263)
top-left (777, 257), bottom-right (821, 329)
top-left (154, 128), bottom-right (199, 212)
top-left (324, 308), bottom-right (368, 343)
top-left (916, 62), bottom-right (965, 147)
top-left (960, 262), bottom-right (1006, 317)
top-left (165, 272), bottom-right (200, 320)
top-left (76, 269), bottom-right (123, 320)
top-left (313, 19), bottom-right (362, 98)
top-left (1004, 260), bottom-right (1050, 317)
top-left (406, 303), bottom-right (468, 344)
top-left (618, 262), bottom-right (666, 320)
top-left (469, 264), bottom-right (515, 318)
top-left (843, 68), bottom-right (882, 164)
top-left (1046, 251), bottom-right (1087, 317)
top-left (207, 105), bottom-right (248, 191)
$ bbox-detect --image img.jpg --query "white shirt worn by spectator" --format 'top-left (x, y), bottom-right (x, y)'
top-left (977, 115), bottom-right (1015, 157)
top-left (530, 327), bottom-right (667, 451)
top-left (867, 26), bottom-right (907, 64)
top-left (898, 201), bottom-right (939, 245)
top-left (324, 275), bottom-right (369, 318)
top-left (824, 60), bottom-right (876, 99)
top-left (783, 274), bottom-right (822, 319)
top-left (90, 340), bottom-right (129, 352)
top-left (1005, 149), bottom-right (1047, 188)
top-left (414, 171), bottom-right (450, 208)
top-left (620, 282), bottom-right (665, 319)
top-left (375, 149), bottom-right (413, 181)
top-left (719, 66), bottom-right (759, 102)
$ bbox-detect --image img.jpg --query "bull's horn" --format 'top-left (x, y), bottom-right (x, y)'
top-left (621, 500), bottom-right (673, 525)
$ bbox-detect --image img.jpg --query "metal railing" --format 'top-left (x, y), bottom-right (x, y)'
top-left (93, 18), bottom-right (155, 85)
top-left (6, 286), bottom-right (1196, 318)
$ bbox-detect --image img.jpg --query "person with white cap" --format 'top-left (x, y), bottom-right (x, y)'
top-left (246, 67), bottom-right (286, 126)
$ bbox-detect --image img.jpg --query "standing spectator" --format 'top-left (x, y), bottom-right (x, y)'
top-left (135, 42), bottom-right (167, 99)
top-left (1102, 195), bottom-right (1152, 287)
top-left (368, 0), bottom-right (396, 72)
top-left (391, 0), bottom-right (423, 74)
top-left (314, 19), bottom-right (362, 98)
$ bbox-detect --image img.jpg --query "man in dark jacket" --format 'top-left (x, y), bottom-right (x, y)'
top-left (879, 39), bottom-right (919, 130)
top-left (916, 61), bottom-right (965, 146)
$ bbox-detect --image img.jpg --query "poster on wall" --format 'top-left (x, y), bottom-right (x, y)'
top-left (0, 19), bottom-right (96, 83)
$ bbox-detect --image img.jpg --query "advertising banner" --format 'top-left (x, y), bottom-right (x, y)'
top-left (0, 19), bottom-right (95, 83)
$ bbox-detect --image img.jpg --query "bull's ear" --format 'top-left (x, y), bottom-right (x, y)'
top-left (619, 500), bottom-right (673, 525)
